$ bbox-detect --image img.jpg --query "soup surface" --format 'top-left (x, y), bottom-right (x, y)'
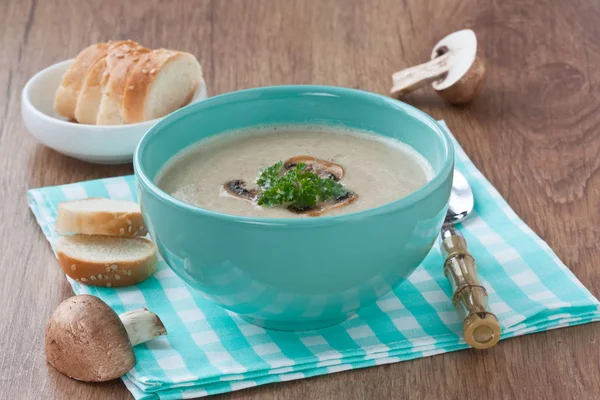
top-left (157, 125), bottom-right (433, 218)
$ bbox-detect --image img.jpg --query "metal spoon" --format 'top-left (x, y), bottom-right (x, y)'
top-left (439, 170), bottom-right (501, 349)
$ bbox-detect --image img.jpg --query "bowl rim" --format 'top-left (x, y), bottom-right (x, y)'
top-left (21, 59), bottom-right (203, 131)
top-left (134, 85), bottom-right (455, 225)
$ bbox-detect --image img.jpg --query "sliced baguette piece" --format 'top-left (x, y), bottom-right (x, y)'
top-left (55, 234), bottom-right (157, 288)
top-left (73, 56), bottom-right (109, 124)
top-left (96, 45), bottom-right (151, 125)
top-left (55, 43), bottom-right (109, 120)
top-left (55, 198), bottom-right (148, 237)
top-left (123, 49), bottom-right (202, 124)
top-left (74, 41), bottom-right (142, 124)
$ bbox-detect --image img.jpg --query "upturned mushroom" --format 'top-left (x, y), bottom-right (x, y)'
top-left (45, 295), bottom-right (167, 382)
top-left (390, 29), bottom-right (485, 105)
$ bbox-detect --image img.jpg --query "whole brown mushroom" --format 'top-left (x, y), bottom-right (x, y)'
top-left (390, 29), bottom-right (485, 105)
top-left (45, 294), bottom-right (166, 382)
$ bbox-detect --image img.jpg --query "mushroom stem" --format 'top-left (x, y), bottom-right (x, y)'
top-left (390, 51), bottom-right (451, 98)
top-left (119, 308), bottom-right (167, 347)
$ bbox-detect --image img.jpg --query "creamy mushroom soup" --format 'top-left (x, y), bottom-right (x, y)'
top-left (156, 125), bottom-right (434, 218)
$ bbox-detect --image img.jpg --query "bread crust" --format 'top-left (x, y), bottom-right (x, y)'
top-left (97, 45), bottom-right (150, 125)
top-left (54, 43), bottom-right (109, 120)
top-left (123, 49), bottom-right (201, 124)
top-left (55, 236), bottom-right (157, 288)
top-left (55, 198), bottom-right (147, 237)
top-left (74, 41), bottom-right (142, 124)
top-left (57, 41), bottom-right (202, 125)
top-left (55, 209), bottom-right (147, 237)
top-left (74, 56), bottom-right (109, 124)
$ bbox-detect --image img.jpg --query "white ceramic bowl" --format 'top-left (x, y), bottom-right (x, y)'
top-left (21, 59), bottom-right (208, 164)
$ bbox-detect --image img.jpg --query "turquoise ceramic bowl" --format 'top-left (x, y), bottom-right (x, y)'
top-left (134, 86), bottom-right (454, 331)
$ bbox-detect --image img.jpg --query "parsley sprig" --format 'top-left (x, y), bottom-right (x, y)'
top-left (256, 161), bottom-right (348, 209)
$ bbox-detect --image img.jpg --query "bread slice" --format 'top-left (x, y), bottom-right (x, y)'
top-left (96, 44), bottom-right (150, 125)
top-left (73, 56), bottom-right (109, 124)
top-left (55, 198), bottom-right (148, 237)
top-left (74, 41), bottom-right (142, 124)
top-left (55, 235), bottom-right (157, 287)
top-left (54, 43), bottom-right (109, 120)
top-left (123, 49), bottom-right (202, 124)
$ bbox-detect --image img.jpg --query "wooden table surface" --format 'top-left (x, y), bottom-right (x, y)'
top-left (2, 0), bottom-right (600, 399)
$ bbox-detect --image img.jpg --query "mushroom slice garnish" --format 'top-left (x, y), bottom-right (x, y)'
top-left (288, 191), bottom-right (358, 217)
top-left (283, 156), bottom-right (344, 181)
top-left (223, 180), bottom-right (260, 203)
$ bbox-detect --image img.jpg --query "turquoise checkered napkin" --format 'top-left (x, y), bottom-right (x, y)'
top-left (28, 122), bottom-right (600, 399)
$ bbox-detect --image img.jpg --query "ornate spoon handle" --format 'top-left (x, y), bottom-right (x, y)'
top-left (440, 225), bottom-right (501, 349)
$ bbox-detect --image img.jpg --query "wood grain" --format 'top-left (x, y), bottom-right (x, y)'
top-left (1, 0), bottom-right (599, 399)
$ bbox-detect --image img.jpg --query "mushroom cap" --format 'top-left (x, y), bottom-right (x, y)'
top-left (430, 29), bottom-right (486, 104)
top-left (45, 295), bottom-right (135, 382)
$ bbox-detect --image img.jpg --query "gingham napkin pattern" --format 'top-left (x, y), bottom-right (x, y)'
top-left (28, 122), bottom-right (600, 399)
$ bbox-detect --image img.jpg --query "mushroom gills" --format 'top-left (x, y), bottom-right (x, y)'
top-left (223, 179), bottom-right (260, 203)
top-left (390, 29), bottom-right (484, 104)
top-left (283, 155), bottom-right (344, 181)
top-left (288, 191), bottom-right (358, 217)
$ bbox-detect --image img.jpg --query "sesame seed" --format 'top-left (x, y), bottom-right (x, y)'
top-left (115, 274), bottom-right (121, 280)
top-left (106, 283), bottom-right (112, 288)
top-left (81, 277), bottom-right (88, 282)
top-left (97, 274), bottom-right (103, 280)
top-left (106, 267), bottom-right (111, 272)
top-left (132, 57), bottom-right (139, 62)
top-left (90, 276), bottom-right (96, 281)
top-left (70, 264), bottom-right (76, 271)
top-left (116, 54), bottom-right (125, 59)
top-left (120, 228), bottom-right (125, 235)
top-left (128, 85), bottom-right (135, 90)
top-left (111, 264), bottom-right (118, 271)
top-left (150, 68), bottom-right (156, 74)
top-left (128, 226), bottom-right (132, 233)
top-left (128, 269), bottom-right (132, 276)
top-left (142, 68), bottom-right (148, 74)
top-left (127, 219), bottom-right (132, 225)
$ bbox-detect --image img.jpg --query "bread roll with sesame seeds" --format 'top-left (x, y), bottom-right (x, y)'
top-left (55, 235), bottom-right (157, 288)
top-left (74, 41), bottom-right (142, 124)
top-left (96, 44), bottom-right (151, 125)
top-left (54, 43), bottom-right (109, 120)
top-left (55, 198), bottom-right (148, 237)
top-left (123, 49), bottom-right (202, 124)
